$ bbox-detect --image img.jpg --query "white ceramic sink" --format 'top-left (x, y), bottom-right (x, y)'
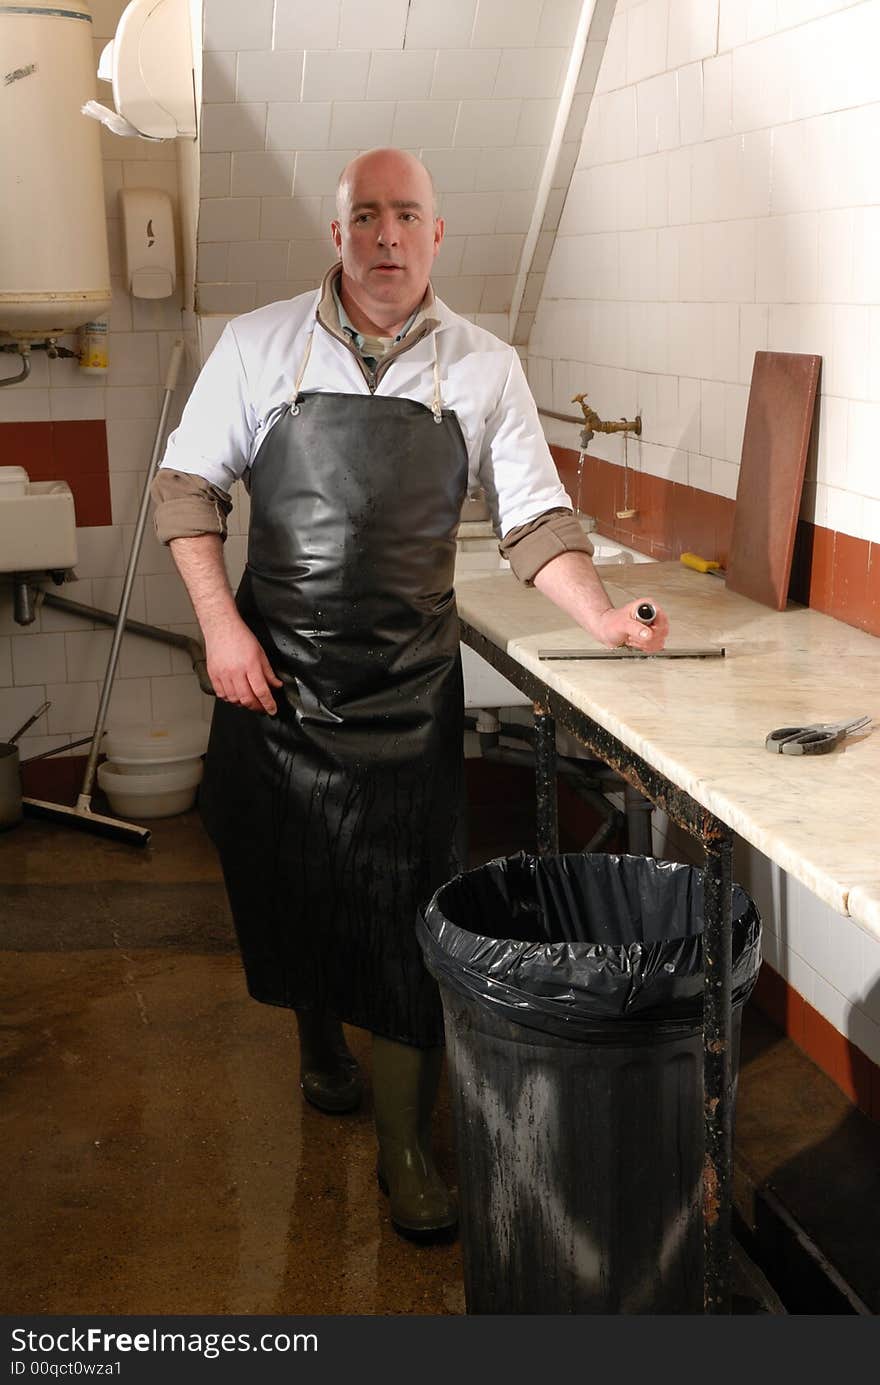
top-left (0, 480), bottom-right (78, 573)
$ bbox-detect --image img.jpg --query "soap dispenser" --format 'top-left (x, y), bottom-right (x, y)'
top-left (119, 187), bottom-right (176, 299)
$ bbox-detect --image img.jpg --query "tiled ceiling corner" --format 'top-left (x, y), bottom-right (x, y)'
top-left (196, 0), bottom-right (615, 343)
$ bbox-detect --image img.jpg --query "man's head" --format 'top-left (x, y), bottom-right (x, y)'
top-left (331, 148), bottom-right (444, 331)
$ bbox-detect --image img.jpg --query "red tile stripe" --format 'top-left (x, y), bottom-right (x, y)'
top-left (0, 420), bottom-right (111, 528)
top-left (751, 963), bottom-right (879, 1123)
top-left (551, 445), bottom-right (880, 638)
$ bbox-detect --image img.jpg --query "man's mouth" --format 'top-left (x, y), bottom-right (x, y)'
top-left (373, 263), bottom-right (403, 272)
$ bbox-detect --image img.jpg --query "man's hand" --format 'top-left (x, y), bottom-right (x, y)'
top-left (206, 621), bottom-right (283, 714)
top-left (593, 600), bottom-right (669, 652)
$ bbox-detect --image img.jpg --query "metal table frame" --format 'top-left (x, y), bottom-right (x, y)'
top-left (460, 618), bottom-right (736, 1314)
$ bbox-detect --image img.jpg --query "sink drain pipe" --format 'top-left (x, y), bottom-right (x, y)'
top-left (20, 582), bottom-right (212, 695)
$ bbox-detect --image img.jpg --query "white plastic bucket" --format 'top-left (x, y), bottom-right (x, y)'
top-left (97, 758), bottom-right (203, 819)
top-left (102, 719), bottom-right (209, 764)
top-left (110, 755), bottom-right (203, 776)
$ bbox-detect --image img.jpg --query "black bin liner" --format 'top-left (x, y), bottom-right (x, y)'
top-left (417, 852), bottom-right (762, 1315)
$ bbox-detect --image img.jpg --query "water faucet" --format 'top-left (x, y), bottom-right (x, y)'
top-left (572, 394), bottom-right (642, 450)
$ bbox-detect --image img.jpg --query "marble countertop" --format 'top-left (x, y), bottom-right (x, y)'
top-left (455, 561), bottom-right (880, 937)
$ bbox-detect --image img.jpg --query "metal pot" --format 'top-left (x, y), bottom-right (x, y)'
top-left (0, 741), bottom-right (23, 830)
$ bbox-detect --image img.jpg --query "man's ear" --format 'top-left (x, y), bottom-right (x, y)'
top-left (433, 216), bottom-right (445, 256)
top-left (331, 220), bottom-right (342, 255)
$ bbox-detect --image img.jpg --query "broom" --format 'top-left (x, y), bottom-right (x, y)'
top-left (23, 338), bottom-right (191, 846)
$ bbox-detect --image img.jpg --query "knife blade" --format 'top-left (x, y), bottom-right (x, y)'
top-left (537, 647), bottom-right (726, 660)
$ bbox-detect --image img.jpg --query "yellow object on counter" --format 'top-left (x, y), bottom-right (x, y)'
top-left (680, 551), bottom-right (722, 574)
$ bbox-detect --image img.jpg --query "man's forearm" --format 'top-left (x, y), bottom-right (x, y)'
top-left (532, 550), bottom-right (670, 652)
top-left (168, 534), bottom-right (281, 713)
top-left (532, 550), bottom-right (614, 640)
top-left (169, 534), bottom-right (240, 638)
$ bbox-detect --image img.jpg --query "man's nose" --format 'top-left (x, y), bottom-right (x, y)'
top-left (376, 217), bottom-right (399, 246)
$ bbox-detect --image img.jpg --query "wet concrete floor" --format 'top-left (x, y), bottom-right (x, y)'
top-left (2, 810), bottom-right (466, 1315)
top-left (1, 804), bottom-right (875, 1315)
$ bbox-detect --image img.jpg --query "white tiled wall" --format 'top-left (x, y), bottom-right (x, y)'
top-left (0, 1), bottom-right (212, 761)
top-left (195, 0), bottom-right (616, 329)
top-left (529, 0), bottom-right (880, 544)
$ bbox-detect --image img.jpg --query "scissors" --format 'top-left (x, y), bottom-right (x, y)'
top-left (765, 715), bottom-right (872, 755)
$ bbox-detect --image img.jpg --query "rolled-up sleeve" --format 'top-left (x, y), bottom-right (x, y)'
top-left (150, 469), bottom-right (233, 544)
top-left (499, 508), bottom-right (594, 584)
top-left (476, 348), bottom-right (575, 562)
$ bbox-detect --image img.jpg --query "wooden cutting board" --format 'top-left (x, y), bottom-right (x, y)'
top-left (726, 350), bottom-right (821, 610)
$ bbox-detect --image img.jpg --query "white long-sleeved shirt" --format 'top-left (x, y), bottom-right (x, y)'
top-left (159, 289), bottom-right (572, 539)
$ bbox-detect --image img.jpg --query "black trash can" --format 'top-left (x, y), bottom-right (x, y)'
top-left (417, 852), bottom-right (761, 1315)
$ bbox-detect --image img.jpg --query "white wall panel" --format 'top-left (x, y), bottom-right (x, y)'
top-left (202, 51), bottom-right (236, 104)
top-left (274, 0), bottom-right (341, 52)
top-left (666, 0), bottom-right (718, 69)
top-left (402, 0), bottom-right (477, 50)
top-left (595, 15), bottom-right (627, 94)
top-left (494, 47), bottom-right (568, 101)
top-left (302, 51), bottom-right (371, 101)
top-left (453, 99), bottom-right (521, 147)
top-left (230, 152), bottom-right (295, 197)
top-left (200, 104), bottom-right (267, 153)
top-left (236, 51), bottom-right (304, 104)
top-left (329, 102), bottom-right (396, 149)
top-left (200, 153), bottom-right (231, 198)
top-left (431, 49), bottom-right (501, 100)
top-left (367, 50), bottom-right (435, 100)
top-left (338, 0), bottom-right (410, 51)
top-left (203, 0), bottom-right (273, 52)
top-left (471, 0), bottom-right (541, 50)
top-left (626, 0), bottom-right (670, 84)
top-left (636, 73), bottom-right (677, 156)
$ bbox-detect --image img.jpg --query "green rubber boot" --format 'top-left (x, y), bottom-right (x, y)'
top-left (372, 1035), bottom-right (458, 1241)
top-left (295, 1009), bottom-right (363, 1114)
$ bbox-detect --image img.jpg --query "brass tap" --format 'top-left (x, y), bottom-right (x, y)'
top-left (572, 393), bottom-right (642, 448)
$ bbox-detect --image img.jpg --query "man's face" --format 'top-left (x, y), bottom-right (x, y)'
top-left (331, 152), bottom-right (444, 321)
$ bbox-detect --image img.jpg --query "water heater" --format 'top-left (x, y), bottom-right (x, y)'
top-left (0, 0), bottom-right (112, 346)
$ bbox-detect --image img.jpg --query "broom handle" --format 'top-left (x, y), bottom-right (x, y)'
top-left (77, 339), bottom-right (186, 809)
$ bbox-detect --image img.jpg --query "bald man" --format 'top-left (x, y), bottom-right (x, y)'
top-left (152, 148), bottom-right (669, 1242)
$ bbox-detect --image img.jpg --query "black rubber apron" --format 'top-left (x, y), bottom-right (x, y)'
top-left (200, 330), bottom-right (469, 1047)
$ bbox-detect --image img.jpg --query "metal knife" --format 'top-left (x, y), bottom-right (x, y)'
top-left (537, 647), bottom-right (726, 660)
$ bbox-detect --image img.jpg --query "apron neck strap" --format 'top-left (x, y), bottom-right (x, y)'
top-left (288, 324), bottom-right (443, 422)
top-left (288, 330), bottom-right (315, 414)
top-left (294, 329), bottom-right (314, 395)
top-left (431, 334), bottom-right (443, 423)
